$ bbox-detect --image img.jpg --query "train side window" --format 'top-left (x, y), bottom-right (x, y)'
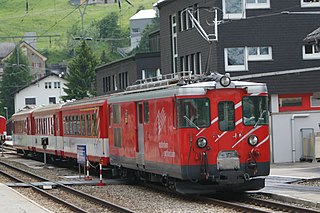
top-left (72, 116), bottom-right (76, 135)
top-left (92, 113), bottom-right (97, 136)
top-left (144, 102), bottom-right (149, 124)
top-left (243, 96), bottom-right (268, 126)
top-left (87, 114), bottom-right (91, 136)
top-left (113, 104), bottom-right (121, 124)
top-left (81, 114), bottom-right (86, 136)
top-left (76, 115), bottom-right (80, 135)
top-left (177, 98), bottom-right (210, 128)
top-left (69, 116), bottom-right (72, 135)
top-left (218, 101), bottom-right (235, 131)
top-left (50, 117), bottom-right (54, 135)
top-left (114, 127), bottom-right (122, 147)
top-left (64, 117), bottom-right (68, 135)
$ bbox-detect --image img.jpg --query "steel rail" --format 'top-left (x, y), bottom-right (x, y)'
top-left (200, 196), bottom-right (270, 213)
top-left (245, 197), bottom-right (320, 213)
top-left (0, 160), bottom-right (135, 213)
top-left (0, 168), bottom-right (88, 212)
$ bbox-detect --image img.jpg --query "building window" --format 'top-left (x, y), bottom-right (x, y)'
top-left (132, 28), bottom-right (140, 33)
top-left (103, 76), bottom-right (112, 93)
top-left (301, 0), bottom-right (320, 7)
top-left (112, 75), bottom-right (117, 91)
top-left (118, 72), bottom-right (128, 90)
top-left (171, 14), bottom-right (178, 75)
top-left (246, 0), bottom-right (270, 9)
top-left (302, 44), bottom-right (320, 60)
top-left (224, 47), bottom-right (248, 71)
top-left (32, 62), bottom-right (42, 68)
top-left (25, 98), bottom-right (36, 105)
top-left (49, 97), bottom-right (56, 104)
top-left (223, 0), bottom-right (245, 19)
top-left (311, 96), bottom-right (320, 107)
top-left (196, 52), bottom-right (202, 74)
top-left (248, 46), bottom-right (273, 61)
top-left (45, 82), bottom-right (52, 89)
top-left (185, 55), bottom-right (190, 71)
top-left (54, 82), bottom-right (60, 88)
top-left (279, 97), bottom-right (302, 107)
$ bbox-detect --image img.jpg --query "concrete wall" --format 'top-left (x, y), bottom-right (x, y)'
top-left (271, 111), bottom-right (320, 163)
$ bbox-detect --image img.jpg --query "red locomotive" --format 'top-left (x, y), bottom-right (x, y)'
top-left (12, 72), bottom-right (270, 194)
top-left (0, 116), bottom-right (6, 143)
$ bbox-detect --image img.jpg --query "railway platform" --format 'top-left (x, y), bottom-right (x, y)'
top-left (0, 183), bottom-right (52, 212)
top-left (258, 161), bottom-right (320, 208)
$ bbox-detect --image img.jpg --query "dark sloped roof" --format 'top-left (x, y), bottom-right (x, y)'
top-left (304, 27), bottom-right (320, 42)
top-left (0, 42), bottom-right (15, 58)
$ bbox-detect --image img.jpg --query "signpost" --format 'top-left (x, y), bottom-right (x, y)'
top-left (41, 137), bottom-right (48, 166)
top-left (77, 145), bottom-right (86, 178)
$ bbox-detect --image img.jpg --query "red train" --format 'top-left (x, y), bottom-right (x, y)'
top-left (0, 116), bottom-right (6, 142)
top-left (12, 72), bottom-right (270, 194)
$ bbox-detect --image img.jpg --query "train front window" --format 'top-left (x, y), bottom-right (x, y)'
top-left (243, 96), bottom-right (268, 126)
top-left (218, 101), bottom-right (235, 131)
top-left (177, 98), bottom-right (210, 129)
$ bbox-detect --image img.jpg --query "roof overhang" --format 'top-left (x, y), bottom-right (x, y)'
top-left (304, 27), bottom-right (320, 44)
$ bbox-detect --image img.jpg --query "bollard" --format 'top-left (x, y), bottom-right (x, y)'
top-left (84, 158), bottom-right (92, 181)
top-left (97, 163), bottom-right (104, 186)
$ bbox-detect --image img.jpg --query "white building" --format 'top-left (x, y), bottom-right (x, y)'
top-left (14, 73), bottom-right (67, 113)
top-left (130, 9), bottom-right (157, 50)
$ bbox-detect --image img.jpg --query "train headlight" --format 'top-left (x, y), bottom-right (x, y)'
top-left (219, 75), bottom-right (231, 87)
top-left (197, 137), bottom-right (207, 148)
top-left (248, 135), bottom-right (258, 146)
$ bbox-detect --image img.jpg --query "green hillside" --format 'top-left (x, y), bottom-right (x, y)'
top-left (0, 0), bottom-right (157, 63)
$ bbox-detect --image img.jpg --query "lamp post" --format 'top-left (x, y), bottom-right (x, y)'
top-left (3, 107), bottom-right (8, 123)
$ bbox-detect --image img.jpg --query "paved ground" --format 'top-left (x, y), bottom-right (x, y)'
top-left (260, 162), bottom-right (320, 206)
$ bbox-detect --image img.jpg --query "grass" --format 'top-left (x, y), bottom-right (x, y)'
top-left (0, 0), bottom-right (157, 62)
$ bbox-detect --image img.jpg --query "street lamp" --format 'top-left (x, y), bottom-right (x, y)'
top-left (3, 107), bottom-right (8, 123)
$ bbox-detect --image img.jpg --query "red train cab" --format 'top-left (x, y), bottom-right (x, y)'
top-left (108, 72), bottom-right (270, 194)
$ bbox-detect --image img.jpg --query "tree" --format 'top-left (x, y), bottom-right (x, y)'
top-left (100, 50), bottom-right (107, 64)
top-left (63, 41), bottom-right (97, 101)
top-left (0, 47), bottom-right (32, 118)
top-left (97, 12), bottom-right (129, 53)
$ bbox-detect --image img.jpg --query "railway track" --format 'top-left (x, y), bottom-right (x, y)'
top-left (0, 160), bottom-right (134, 213)
top-left (201, 193), bottom-right (320, 213)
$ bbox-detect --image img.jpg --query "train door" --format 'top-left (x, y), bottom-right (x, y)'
top-left (136, 102), bottom-right (145, 166)
top-left (214, 91), bottom-right (243, 151)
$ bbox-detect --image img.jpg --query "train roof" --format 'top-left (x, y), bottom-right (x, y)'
top-left (32, 103), bottom-right (64, 116)
top-left (61, 94), bottom-right (109, 109)
top-left (11, 106), bottom-right (39, 119)
top-left (108, 73), bottom-right (267, 104)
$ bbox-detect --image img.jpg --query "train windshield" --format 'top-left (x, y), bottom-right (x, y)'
top-left (177, 98), bottom-right (210, 129)
top-left (242, 96), bottom-right (268, 126)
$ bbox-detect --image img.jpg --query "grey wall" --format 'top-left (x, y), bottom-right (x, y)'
top-left (271, 111), bottom-right (320, 163)
top-left (157, 0), bottom-right (320, 93)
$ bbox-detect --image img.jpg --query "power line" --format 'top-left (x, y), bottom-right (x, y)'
top-left (40, 0), bottom-right (90, 37)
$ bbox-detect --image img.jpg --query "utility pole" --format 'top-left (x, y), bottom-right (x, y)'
top-left (78, 0), bottom-right (89, 38)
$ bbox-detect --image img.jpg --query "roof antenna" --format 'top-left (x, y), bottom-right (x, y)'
top-left (186, 7), bottom-right (222, 75)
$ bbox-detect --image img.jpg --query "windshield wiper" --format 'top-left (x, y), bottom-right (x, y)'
top-left (254, 110), bottom-right (266, 128)
top-left (183, 115), bottom-right (200, 130)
